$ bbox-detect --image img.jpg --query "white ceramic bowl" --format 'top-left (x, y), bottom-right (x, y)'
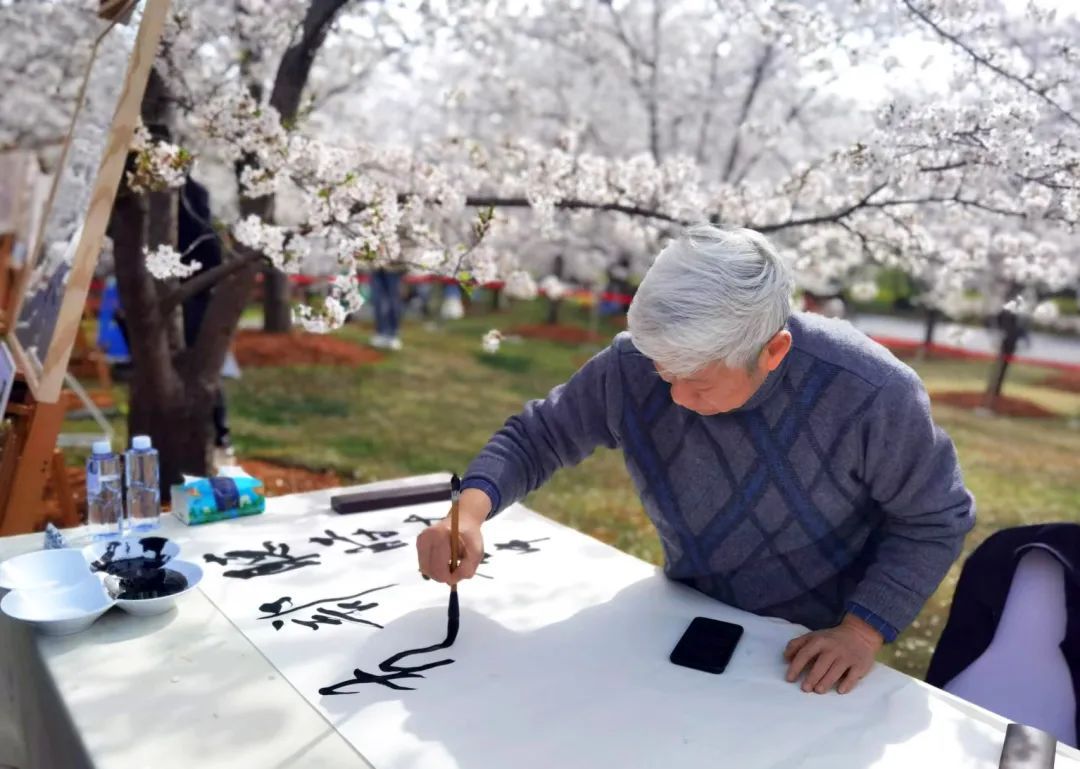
top-left (0, 548), bottom-right (94, 591)
top-left (1, 578), bottom-right (115, 635)
top-left (115, 559), bottom-right (203, 617)
top-left (82, 535), bottom-right (180, 572)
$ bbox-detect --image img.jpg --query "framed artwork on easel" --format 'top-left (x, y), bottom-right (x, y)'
top-left (0, 150), bottom-right (48, 334)
top-left (6, 0), bottom-right (169, 404)
top-left (0, 341), bottom-right (13, 419)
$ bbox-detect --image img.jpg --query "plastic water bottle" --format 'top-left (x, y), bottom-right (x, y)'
top-left (86, 440), bottom-right (123, 540)
top-left (125, 435), bottom-right (160, 532)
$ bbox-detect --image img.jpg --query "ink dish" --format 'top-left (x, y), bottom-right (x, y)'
top-left (83, 535), bottom-right (179, 576)
top-left (111, 559), bottom-right (203, 616)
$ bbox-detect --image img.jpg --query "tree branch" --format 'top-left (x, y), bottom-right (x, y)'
top-left (694, 37), bottom-right (724, 164)
top-left (464, 195), bottom-right (686, 225)
top-left (722, 44), bottom-right (774, 182)
top-left (902, 0), bottom-right (1080, 129)
top-left (755, 182), bottom-right (889, 232)
top-left (159, 250), bottom-right (266, 316)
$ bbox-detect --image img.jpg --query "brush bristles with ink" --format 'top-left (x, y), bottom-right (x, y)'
top-left (446, 590), bottom-right (460, 644)
top-left (447, 473), bottom-right (461, 645)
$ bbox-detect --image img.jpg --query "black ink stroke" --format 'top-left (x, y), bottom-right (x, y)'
top-left (202, 541), bottom-right (321, 579)
top-left (257, 585), bottom-right (397, 633)
top-left (319, 592), bottom-right (460, 695)
top-left (403, 513), bottom-right (440, 528)
top-left (310, 528), bottom-right (408, 555)
top-left (493, 537), bottom-right (550, 554)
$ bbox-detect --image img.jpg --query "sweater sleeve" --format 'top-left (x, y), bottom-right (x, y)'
top-left (848, 370), bottom-right (975, 634)
top-left (463, 342), bottom-right (623, 516)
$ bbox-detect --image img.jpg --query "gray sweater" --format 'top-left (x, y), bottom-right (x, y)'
top-left (464, 313), bottom-right (975, 638)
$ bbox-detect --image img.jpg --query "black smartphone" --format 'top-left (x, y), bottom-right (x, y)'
top-left (669, 616), bottom-right (744, 674)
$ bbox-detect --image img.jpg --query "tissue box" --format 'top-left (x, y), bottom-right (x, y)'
top-left (171, 469), bottom-right (265, 525)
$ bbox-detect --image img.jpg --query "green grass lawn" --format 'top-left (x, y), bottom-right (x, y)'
top-left (218, 300), bottom-right (1078, 677)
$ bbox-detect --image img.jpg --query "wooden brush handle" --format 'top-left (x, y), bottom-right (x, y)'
top-left (449, 500), bottom-right (460, 573)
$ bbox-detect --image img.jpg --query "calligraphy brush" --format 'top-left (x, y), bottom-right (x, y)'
top-left (446, 473), bottom-right (461, 644)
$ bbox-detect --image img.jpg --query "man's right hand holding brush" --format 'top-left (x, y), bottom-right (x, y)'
top-left (417, 488), bottom-right (491, 585)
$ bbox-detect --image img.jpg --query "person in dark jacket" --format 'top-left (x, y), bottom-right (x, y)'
top-left (178, 176), bottom-right (233, 460)
top-left (926, 523), bottom-right (1079, 747)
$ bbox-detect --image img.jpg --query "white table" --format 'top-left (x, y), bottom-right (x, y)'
top-left (1, 480), bottom-right (1077, 769)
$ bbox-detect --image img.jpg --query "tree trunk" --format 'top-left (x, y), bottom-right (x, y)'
top-left (128, 374), bottom-right (212, 494)
top-left (111, 189), bottom-right (202, 496)
top-left (247, 0), bottom-right (350, 334)
top-left (984, 311), bottom-right (1023, 410)
top-left (262, 266), bottom-right (292, 332)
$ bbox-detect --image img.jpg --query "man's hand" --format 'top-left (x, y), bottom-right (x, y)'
top-left (783, 614), bottom-right (883, 695)
top-left (416, 487), bottom-right (492, 585)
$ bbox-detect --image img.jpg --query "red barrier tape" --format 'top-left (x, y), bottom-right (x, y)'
top-left (871, 335), bottom-right (1080, 374)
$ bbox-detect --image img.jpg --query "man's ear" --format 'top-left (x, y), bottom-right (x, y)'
top-left (762, 330), bottom-right (792, 372)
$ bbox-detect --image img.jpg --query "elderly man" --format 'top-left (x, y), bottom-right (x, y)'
top-left (417, 224), bottom-right (974, 695)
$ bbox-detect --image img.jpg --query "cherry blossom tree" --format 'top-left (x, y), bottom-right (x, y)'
top-left (3, 0), bottom-right (1077, 482)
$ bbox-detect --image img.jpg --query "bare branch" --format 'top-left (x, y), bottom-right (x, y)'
top-left (464, 195), bottom-right (686, 225)
top-left (160, 250), bottom-right (266, 315)
top-left (722, 44), bottom-right (774, 182)
top-left (902, 0), bottom-right (1080, 129)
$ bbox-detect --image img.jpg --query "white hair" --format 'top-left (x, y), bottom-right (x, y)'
top-left (627, 224), bottom-right (794, 375)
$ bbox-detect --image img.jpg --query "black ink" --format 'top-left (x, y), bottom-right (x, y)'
top-left (319, 668), bottom-right (426, 692)
top-left (353, 528), bottom-right (400, 541)
top-left (403, 513), bottom-right (439, 528)
top-left (310, 528), bottom-right (407, 556)
top-left (259, 596), bottom-right (293, 615)
top-left (89, 541), bottom-right (123, 572)
top-left (258, 585), bottom-right (396, 632)
top-left (92, 536), bottom-right (178, 598)
top-left (493, 537), bottom-right (550, 554)
top-left (115, 568), bottom-right (188, 600)
top-left (319, 592), bottom-right (460, 695)
top-left (138, 536), bottom-right (170, 562)
top-left (202, 541), bottom-right (321, 579)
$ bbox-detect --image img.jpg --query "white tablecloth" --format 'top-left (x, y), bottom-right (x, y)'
top-left (1, 481), bottom-right (1077, 769)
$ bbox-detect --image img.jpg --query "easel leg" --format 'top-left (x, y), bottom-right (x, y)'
top-left (0, 400), bottom-right (68, 536)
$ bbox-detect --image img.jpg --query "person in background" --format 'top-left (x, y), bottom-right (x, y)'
top-left (178, 175), bottom-right (235, 467)
top-left (369, 267), bottom-right (405, 350)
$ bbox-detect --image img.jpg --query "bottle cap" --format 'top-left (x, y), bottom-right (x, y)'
top-left (92, 440), bottom-right (112, 455)
top-left (131, 435), bottom-right (152, 450)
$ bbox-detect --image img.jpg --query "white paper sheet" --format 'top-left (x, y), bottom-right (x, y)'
top-left (163, 492), bottom-right (1080, 769)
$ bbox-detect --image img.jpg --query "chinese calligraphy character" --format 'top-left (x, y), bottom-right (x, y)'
top-left (403, 513), bottom-right (440, 528)
top-left (320, 592), bottom-right (459, 695)
top-left (493, 537), bottom-right (550, 555)
top-left (258, 584), bottom-right (396, 632)
top-left (203, 541), bottom-right (321, 579)
top-left (310, 528), bottom-right (408, 555)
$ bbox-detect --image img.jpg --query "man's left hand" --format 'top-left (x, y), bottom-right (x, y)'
top-left (783, 614), bottom-right (884, 694)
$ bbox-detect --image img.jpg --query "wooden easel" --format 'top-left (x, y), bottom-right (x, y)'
top-left (0, 0), bottom-right (170, 536)
top-left (0, 184), bottom-right (79, 533)
top-left (0, 377), bottom-right (76, 536)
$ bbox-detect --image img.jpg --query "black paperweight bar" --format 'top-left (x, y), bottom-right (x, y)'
top-left (331, 474), bottom-right (452, 514)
